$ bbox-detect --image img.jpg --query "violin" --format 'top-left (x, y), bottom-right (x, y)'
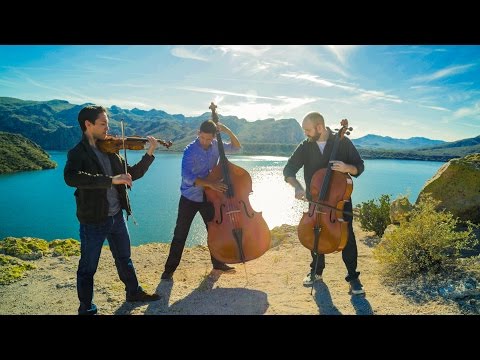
top-left (97, 135), bottom-right (173, 153)
top-left (297, 119), bottom-right (354, 255)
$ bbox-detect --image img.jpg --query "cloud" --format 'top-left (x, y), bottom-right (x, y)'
top-left (209, 45), bottom-right (271, 57)
top-left (324, 45), bottom-right (358, 65)
top-left (418, 104), bottom-right (450, 111)
top-left (218, 97), bottom-right (317, 121)
top-left (452, 101), bottom-right (480, 119)
top-left (282, 72), bottom-right (403, 103)
top-left (170, 47), bottom-right (208, 62)
top-left (412, 64), bottom-right (476, 83)
top-left (108, 83), bottom-right (153, 88)
top-left (383, 47), bottom-right (447, 55)
top-left (176, 86), bottom-right (281, 101)
top-left (176, 85), bottom-right (318, 120)
top-left (0, 78), bottom-right (16, 87)
top-left (96, 55), bottom-right (133, 62)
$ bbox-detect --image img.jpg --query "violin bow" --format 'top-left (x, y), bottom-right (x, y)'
top-left (120, 120), bottom-right (128, 177)
top-left (120, 119), bottom-right (138, 225)
top-left (303, 199), bottom-right (354, 217)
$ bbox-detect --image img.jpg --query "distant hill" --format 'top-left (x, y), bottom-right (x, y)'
top-left (0, 97), bottom-right (478, 160)
top-left (418, 135), bottom-right (480, 150)
top-left (0, 131), bottom-right (57, 174)
top-left (0, 97), bottom-right (304, 152)
top-left (356, 135), bottom-right (480, 161)
top-left (352, 134), bottom-right (446, 149)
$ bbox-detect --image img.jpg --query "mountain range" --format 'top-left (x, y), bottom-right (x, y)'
top-left (0, 97), bottom-right (479, 161)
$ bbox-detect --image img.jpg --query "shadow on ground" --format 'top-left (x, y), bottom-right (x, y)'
top-left (114, 271), bottom-right (270, 315)
top-left (313, 281), bottom-right (342, 315)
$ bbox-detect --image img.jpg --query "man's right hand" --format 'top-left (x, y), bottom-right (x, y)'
top-left (207, 180), bottom-right (228, 193)
top-left (112, 173), bottom-right (132, 187)
top-left (295, 187), bottom-right (306, 200)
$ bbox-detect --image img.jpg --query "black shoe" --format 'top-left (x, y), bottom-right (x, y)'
top-left (78, 303), bottom-right (97, 315)
top-left (213, 264), bottom-right (235, 272)
top-left (161, 271), bottom-right (173, 280)
top-left (349, 278), bottom-right (365, 295)
top-left (126, 289), bottom-right (161, 302)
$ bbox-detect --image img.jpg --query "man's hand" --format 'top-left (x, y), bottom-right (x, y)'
top-left (216, 122), bottom-right (231, 134)
top-left (330, 160), bottom-right (357, 175)
top-left (295, 186), bottom-right (306, 200)
top-left (206, 180), bottom-right (228, 193)
top-left (146, 136), bottom-right (159, 156)
top-left (112, 173), bottom-right (132, 187)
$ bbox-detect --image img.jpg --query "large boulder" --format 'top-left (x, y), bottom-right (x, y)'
top-left (390, 196), bottom-right (413, 224)
top-left (417, 153), bottom-right (480, 224)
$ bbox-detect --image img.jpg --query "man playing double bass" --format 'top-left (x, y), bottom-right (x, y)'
top-left (160, 119), bottom-right (241, 280)
top-left (283, 112), bottom-right (365, 295)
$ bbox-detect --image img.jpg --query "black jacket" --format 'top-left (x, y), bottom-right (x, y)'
top-left (64, 135), bottom-right (154, 224)
top-left (283, 128), bottom-right (364, 201)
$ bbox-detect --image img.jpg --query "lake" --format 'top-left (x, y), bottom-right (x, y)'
top-left (0, 151), bottom-right (444, 246)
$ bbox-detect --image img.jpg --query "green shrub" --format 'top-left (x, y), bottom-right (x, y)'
top-left (49, 239), bottom-right (80, 257)
top-left (374, 194), bottom-right (477, 279)
top-left (357, 194), bottom-right (392, 237)
top-left (0, 254), bottom-right (36, 285)
top-left (0, 237), bottom-right (50, 260)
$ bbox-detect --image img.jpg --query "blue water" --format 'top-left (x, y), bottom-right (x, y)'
top-left (0, 151), bottom-right (444, 246)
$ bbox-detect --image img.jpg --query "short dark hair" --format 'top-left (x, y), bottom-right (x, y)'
top-left (78, 105), bottom-right (108, 132)
top-left (199, 120), bottom-right (217, 135)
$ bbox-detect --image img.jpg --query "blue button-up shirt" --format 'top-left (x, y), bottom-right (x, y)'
top-left (180, 137), bottom-right (239, 202)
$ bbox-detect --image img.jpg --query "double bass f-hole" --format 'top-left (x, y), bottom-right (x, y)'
top-left (215, 199), bottom-right (256, 225)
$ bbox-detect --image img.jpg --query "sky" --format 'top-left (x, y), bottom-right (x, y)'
top-left (0, 45), bottom-right (479, 142)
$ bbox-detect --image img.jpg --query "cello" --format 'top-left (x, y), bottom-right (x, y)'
top-left (204, 102), bottom-right (271, 264)
top-left (297, 119), bottom-right (354, 259)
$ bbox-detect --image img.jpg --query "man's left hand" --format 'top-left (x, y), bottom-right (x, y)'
top-left (146, 136), bottom-right (159, 156)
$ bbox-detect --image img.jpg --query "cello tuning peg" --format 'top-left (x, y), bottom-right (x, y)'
top-left (334, 128), bottom-right (339, 131)
top-left (348, 127), bottom-right (353, 131)
top-left (346, 131), bottom-right (350, 135)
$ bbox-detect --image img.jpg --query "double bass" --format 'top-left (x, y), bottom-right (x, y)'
top-left (204, 103), bottom-right (271, 264)
top-left (297, 119), bottom-right (354, 257)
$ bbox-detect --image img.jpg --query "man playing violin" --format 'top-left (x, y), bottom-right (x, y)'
top-left (283, 112), bottom-right (366, 295)
top-left (161, 119), bottom-right (241, 280)
top-left (64, 105), bottom-right (160, 315)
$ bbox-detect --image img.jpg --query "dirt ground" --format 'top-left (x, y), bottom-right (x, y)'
top-left (0, 222), bottom-right (470, 315)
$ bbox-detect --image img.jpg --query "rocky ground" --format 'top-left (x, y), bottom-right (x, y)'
top-left (1, 222), bottom-right (479, 315)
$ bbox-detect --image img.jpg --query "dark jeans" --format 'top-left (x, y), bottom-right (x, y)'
top-left (77, 210), bottom-right (141, 314)
top-left (164, 195), bottom-right (225, 274)
top-left (309, 219), bottom-right (360, 282)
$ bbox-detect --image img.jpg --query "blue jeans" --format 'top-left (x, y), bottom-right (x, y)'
top-left (77, 210), bottom-right (140, 314)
